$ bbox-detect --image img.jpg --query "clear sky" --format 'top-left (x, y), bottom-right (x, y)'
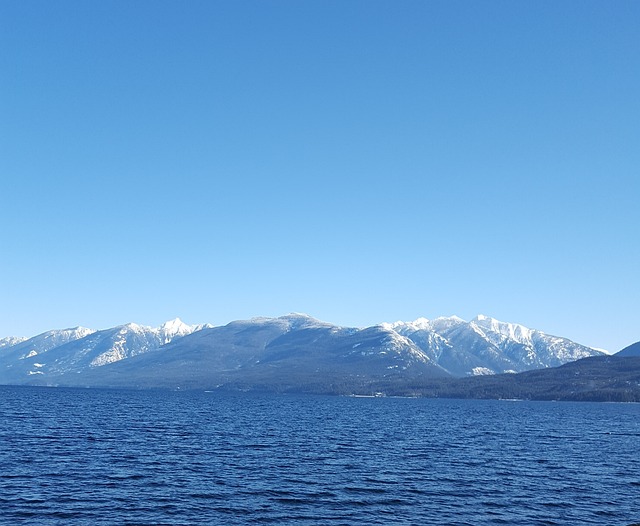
top-left (1, 0), bottom-right (638, 352)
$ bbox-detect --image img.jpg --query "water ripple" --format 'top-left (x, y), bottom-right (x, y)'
top-left (1, 387), bottom-right (639, 525)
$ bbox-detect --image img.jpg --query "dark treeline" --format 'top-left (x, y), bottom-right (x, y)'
top-left (209, 356), bottom-right (640, 402)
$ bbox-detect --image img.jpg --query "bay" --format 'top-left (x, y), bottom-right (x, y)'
top-left (1, 386), bottom-right (638, 525)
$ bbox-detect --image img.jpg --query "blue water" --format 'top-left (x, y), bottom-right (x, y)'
top-left (0, 386), bottom-right (638, 525)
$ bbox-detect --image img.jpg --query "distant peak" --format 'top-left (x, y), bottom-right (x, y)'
top-left (472, 314), bottom-right (526, 329)
top-left (0, 336), bottom-right (27, 348)
top-left (276, 313), bottom-right (336, 329)
top-left (160, 318), bottom-right (187, 329)
top-left (118, 322), bottom-right (149, 332)
top-left (404, 317), bottom-right (432, 330)
top-left (55, 326), bottom-right (93, 333)
top-left (471, 314), bottom-right (506, 328)
top-left (278, 313), bottom-right (322, 324)
top-left (435, 315), bottom-right (465, 323)
top-left (154, 317), bottom-right (194, 343)
top-left (55, 326), bottom-right (96, 338)
top-left (280, 312), bottom-right (314, 320)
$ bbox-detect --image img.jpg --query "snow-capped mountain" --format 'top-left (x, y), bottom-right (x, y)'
top-left (0, 313), bottom-right (606, 388)
top-left (0, 319), bottom-right (201, 384)
top-left (387, 314), bottom-right (604, 376)
top-left (156, 318), bottom-right (208, 344)
top-left (0, 327), bottom-right (96, 363)
top-left (57, 314), bottom-right (449, 390)
top-left (0, 336), bottom-right (27, 350)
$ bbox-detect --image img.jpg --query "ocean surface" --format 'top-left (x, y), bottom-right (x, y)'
top-left (1, 386), bottom-right (638, 525)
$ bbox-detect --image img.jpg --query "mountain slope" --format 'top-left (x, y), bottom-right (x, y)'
top-left (48, 314), bottom-right (450, 391)
top-left (0, 327), bottom-right (95, 383)
top-left (616, 341), bottom-right (640, 357)
top-left (1, 319), bottom-right (199, 384)
top-left (417, 355), bottom-right (640, 402)
top-left (0, 336), bottom-right (27, 350)
top-left (1, 313), bottom-right (607, 390)
top-left (388, 315), bottom-right (603, 376)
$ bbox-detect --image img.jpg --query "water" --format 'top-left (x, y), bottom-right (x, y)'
top-left (1, 386), bottom-right (638, 525)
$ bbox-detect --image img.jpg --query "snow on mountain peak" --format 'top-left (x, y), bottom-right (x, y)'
top-left (380, 320), bottom-right (418, 332)
top-left (471, 315), bottom-right (533, 344)
top-left (278, 313), bottom-right (336, 329)
top-left (279, 313), bottom-right (313, 324)
top-left (437, 315), bottom-right (465, 323)
top-left (408, 317), bottom-right (432, 330)
top-left (159, 317), bottom-right (189, 332)
top-left (0, 336), bottom-right (27, 349)
top-left (121, 322), bottom-right (145, 331)
top-left (108, 319), bottom-right (194, 340)
top-left (155, 318), bottom-right (196, 343)
top-left (382, 315), bottom-right (467, 334)
top-left (0, 313), bottom-right (606, 384)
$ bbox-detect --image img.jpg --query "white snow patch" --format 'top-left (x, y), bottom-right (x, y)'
top-left (471, 314), bottom-right (534, 344)
top-left (471, 367), bottom-right (495, 376)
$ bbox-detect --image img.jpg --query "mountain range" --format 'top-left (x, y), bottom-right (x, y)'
top-left (0, 319), bottom-right (210, 384)
top-left (0, 314), bottom-right (608, 393)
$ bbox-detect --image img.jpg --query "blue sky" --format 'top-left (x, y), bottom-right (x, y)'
top-left (1, 0), bottom-right (638, 352)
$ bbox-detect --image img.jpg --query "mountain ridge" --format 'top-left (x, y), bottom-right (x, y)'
top-left (616, 341), bottom-right (640, 357)
top-left (0, 313), bottom-right (608, 390)
top-left (0, 319), bottom-right (202, 384)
